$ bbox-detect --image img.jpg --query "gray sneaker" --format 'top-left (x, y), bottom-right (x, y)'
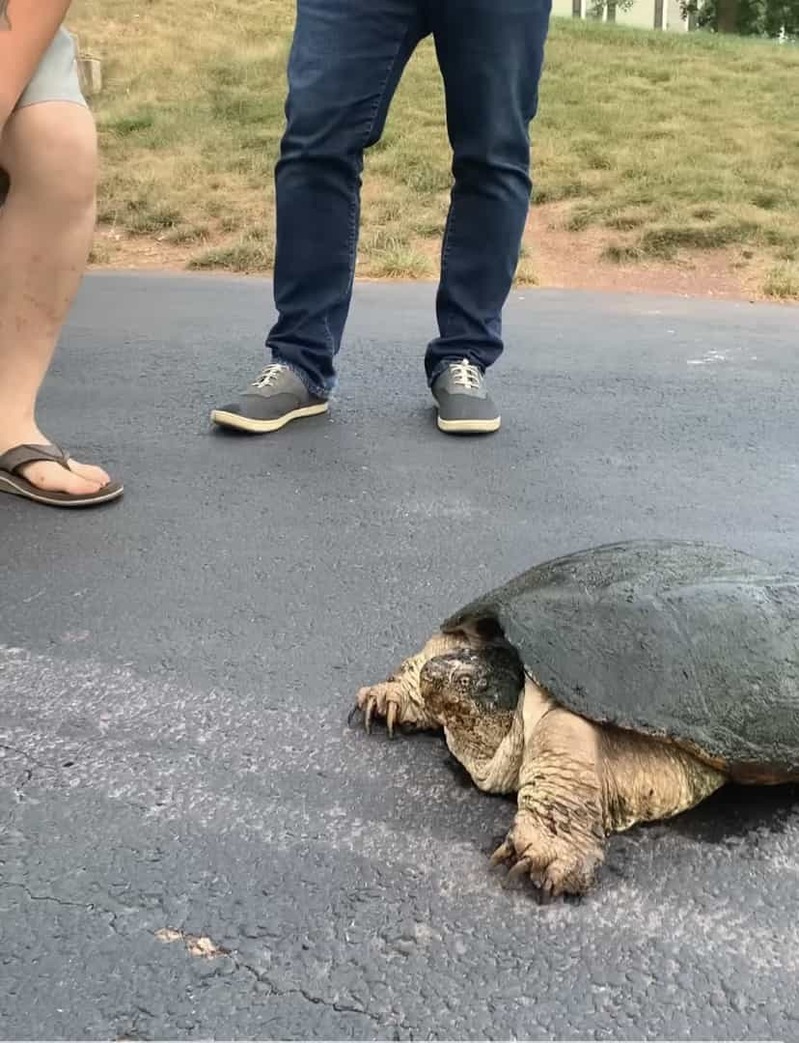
top-left (211, 363), bottom-right (329, 433)
top-left (431, 359), bottom-right (501, 434)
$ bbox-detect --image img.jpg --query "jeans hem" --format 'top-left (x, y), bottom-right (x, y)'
top-left (269, 351), bottom-right (334, 399)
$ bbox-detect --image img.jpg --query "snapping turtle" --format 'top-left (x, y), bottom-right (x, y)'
top-left (353, 540), bottom-right (799, 897)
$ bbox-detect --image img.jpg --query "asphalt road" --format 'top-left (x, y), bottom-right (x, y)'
top-left (2, 272), bottom-right (799, 1041)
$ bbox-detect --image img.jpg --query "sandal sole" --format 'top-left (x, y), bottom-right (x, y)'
top-left (0, 473), bottom-right (124, 507)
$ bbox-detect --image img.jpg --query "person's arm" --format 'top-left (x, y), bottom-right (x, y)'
top-left (0, 1), bottom-right (73, 127)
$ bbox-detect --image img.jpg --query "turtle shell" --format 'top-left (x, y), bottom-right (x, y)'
top-left (442, 540), bottom-right (799, 779)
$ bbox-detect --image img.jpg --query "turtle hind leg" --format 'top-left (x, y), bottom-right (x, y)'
top-left (598, 725), bottom-right (728, 833)
top-left (353, 630), bottom-right (474, 736)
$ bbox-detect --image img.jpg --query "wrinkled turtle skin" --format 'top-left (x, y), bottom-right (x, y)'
top-left (442, 539), bottom-right (799, 780)
top-left (354, 540), bottom-right (799, 898)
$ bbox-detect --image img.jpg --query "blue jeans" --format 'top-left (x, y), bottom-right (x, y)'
top-left (266, 0), bottom-right (552, 397)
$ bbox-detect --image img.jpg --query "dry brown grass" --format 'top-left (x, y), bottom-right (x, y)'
top-left (71, 1), bottom-right (799, 297)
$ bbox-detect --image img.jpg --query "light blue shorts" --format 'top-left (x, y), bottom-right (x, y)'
top-left (16, 25), bottom-right (87, 110)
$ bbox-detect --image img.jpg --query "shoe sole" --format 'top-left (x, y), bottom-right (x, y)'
top-left (210, 402), bottom-right (329, 433)
top-left (437, 415), bottom-right (501, 434)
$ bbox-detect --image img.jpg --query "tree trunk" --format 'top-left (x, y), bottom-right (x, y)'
top-left (716, 0), bottom-right (739, 31)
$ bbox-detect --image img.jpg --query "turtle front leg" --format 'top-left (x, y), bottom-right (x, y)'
top-left (354, 632), bottom-right (469, 736)
top-left (491, 705), bottom-right (606, 898)
top-left (490, 692), bottom-right (729, 897)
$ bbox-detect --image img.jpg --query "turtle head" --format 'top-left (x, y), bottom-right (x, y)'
top-left (419, 643), bottom-right (525, 728)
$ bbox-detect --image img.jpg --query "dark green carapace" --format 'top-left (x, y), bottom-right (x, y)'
top-left (444, 540), bottom-right (799, 777)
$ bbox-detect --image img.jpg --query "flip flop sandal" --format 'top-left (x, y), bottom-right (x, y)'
top-left (0, 443), bottom-right (123, 507)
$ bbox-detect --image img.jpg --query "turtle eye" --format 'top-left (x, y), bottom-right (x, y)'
top-left (454, 671), bottom-right (473, 694)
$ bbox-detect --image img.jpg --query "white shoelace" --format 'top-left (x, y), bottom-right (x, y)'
top-left (252, 363), bottom-right (287, 389)
top-left (450, 359), bottom-right (482, 390)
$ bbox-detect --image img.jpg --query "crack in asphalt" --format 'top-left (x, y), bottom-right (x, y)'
top-left (0, 745), bottom-right (47, 805)
top-left (0, 744), bottom-right (86, 810)
top-left (0, 881), bottom-right (97, 911)
top-left (237, 968), bottom-right (411, 1037)
top-left (0, 882), bottom-right (128, 943)
top-left (0, 743), bottom-right (50, 767)
top-left (148, 927), bottom-right (409, 1035)
top-left (3, 887), bottom-right (400, 1030)
top-left (8, 767), bottom-right (34, 805)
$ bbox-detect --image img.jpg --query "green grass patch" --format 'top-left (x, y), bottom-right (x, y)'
top-left (763, 264), bottom-right (799, 299)
top-left (188, 232), bottom-right (275, 273)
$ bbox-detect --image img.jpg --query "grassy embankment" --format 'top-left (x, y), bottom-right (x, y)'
top-left (71, 0), bottom-right (799, 297)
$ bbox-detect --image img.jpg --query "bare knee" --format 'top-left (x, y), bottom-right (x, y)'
top-left (0, 102), bottom-right (97, 218)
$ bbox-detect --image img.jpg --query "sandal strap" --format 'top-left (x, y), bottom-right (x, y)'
top-left (0, 443), bottom-right (70, 476)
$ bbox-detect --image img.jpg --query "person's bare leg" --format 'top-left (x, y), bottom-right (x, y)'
top-left (0, 101), bottom-right (113, 495)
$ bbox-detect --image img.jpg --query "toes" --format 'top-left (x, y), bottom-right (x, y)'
top-left (18, 455), bottom-right (114, 496)
top-left (21, 461), bottom-right (103, 495)
top-left (66, 459), bottom-right (112, 487)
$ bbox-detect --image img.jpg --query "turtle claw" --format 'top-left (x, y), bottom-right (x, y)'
top-left (346, 703), bottom-right (363, 729)
top-left (352, 679), bottom-right (417, 736)
top-left (488, 813), bottom-right (601, 899)
top-left (505, 858), bottom-right (532, 885)
top-left (536, 880), bottom-right (555, 905)
top-left (489, 840), bottom-right (514, 867)
top-left (364, 699), bottom-right (375, 734)
top-left (491, 839), bottom-right (535, 889)
top-left (492, 844), bottom-right (566, 897)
